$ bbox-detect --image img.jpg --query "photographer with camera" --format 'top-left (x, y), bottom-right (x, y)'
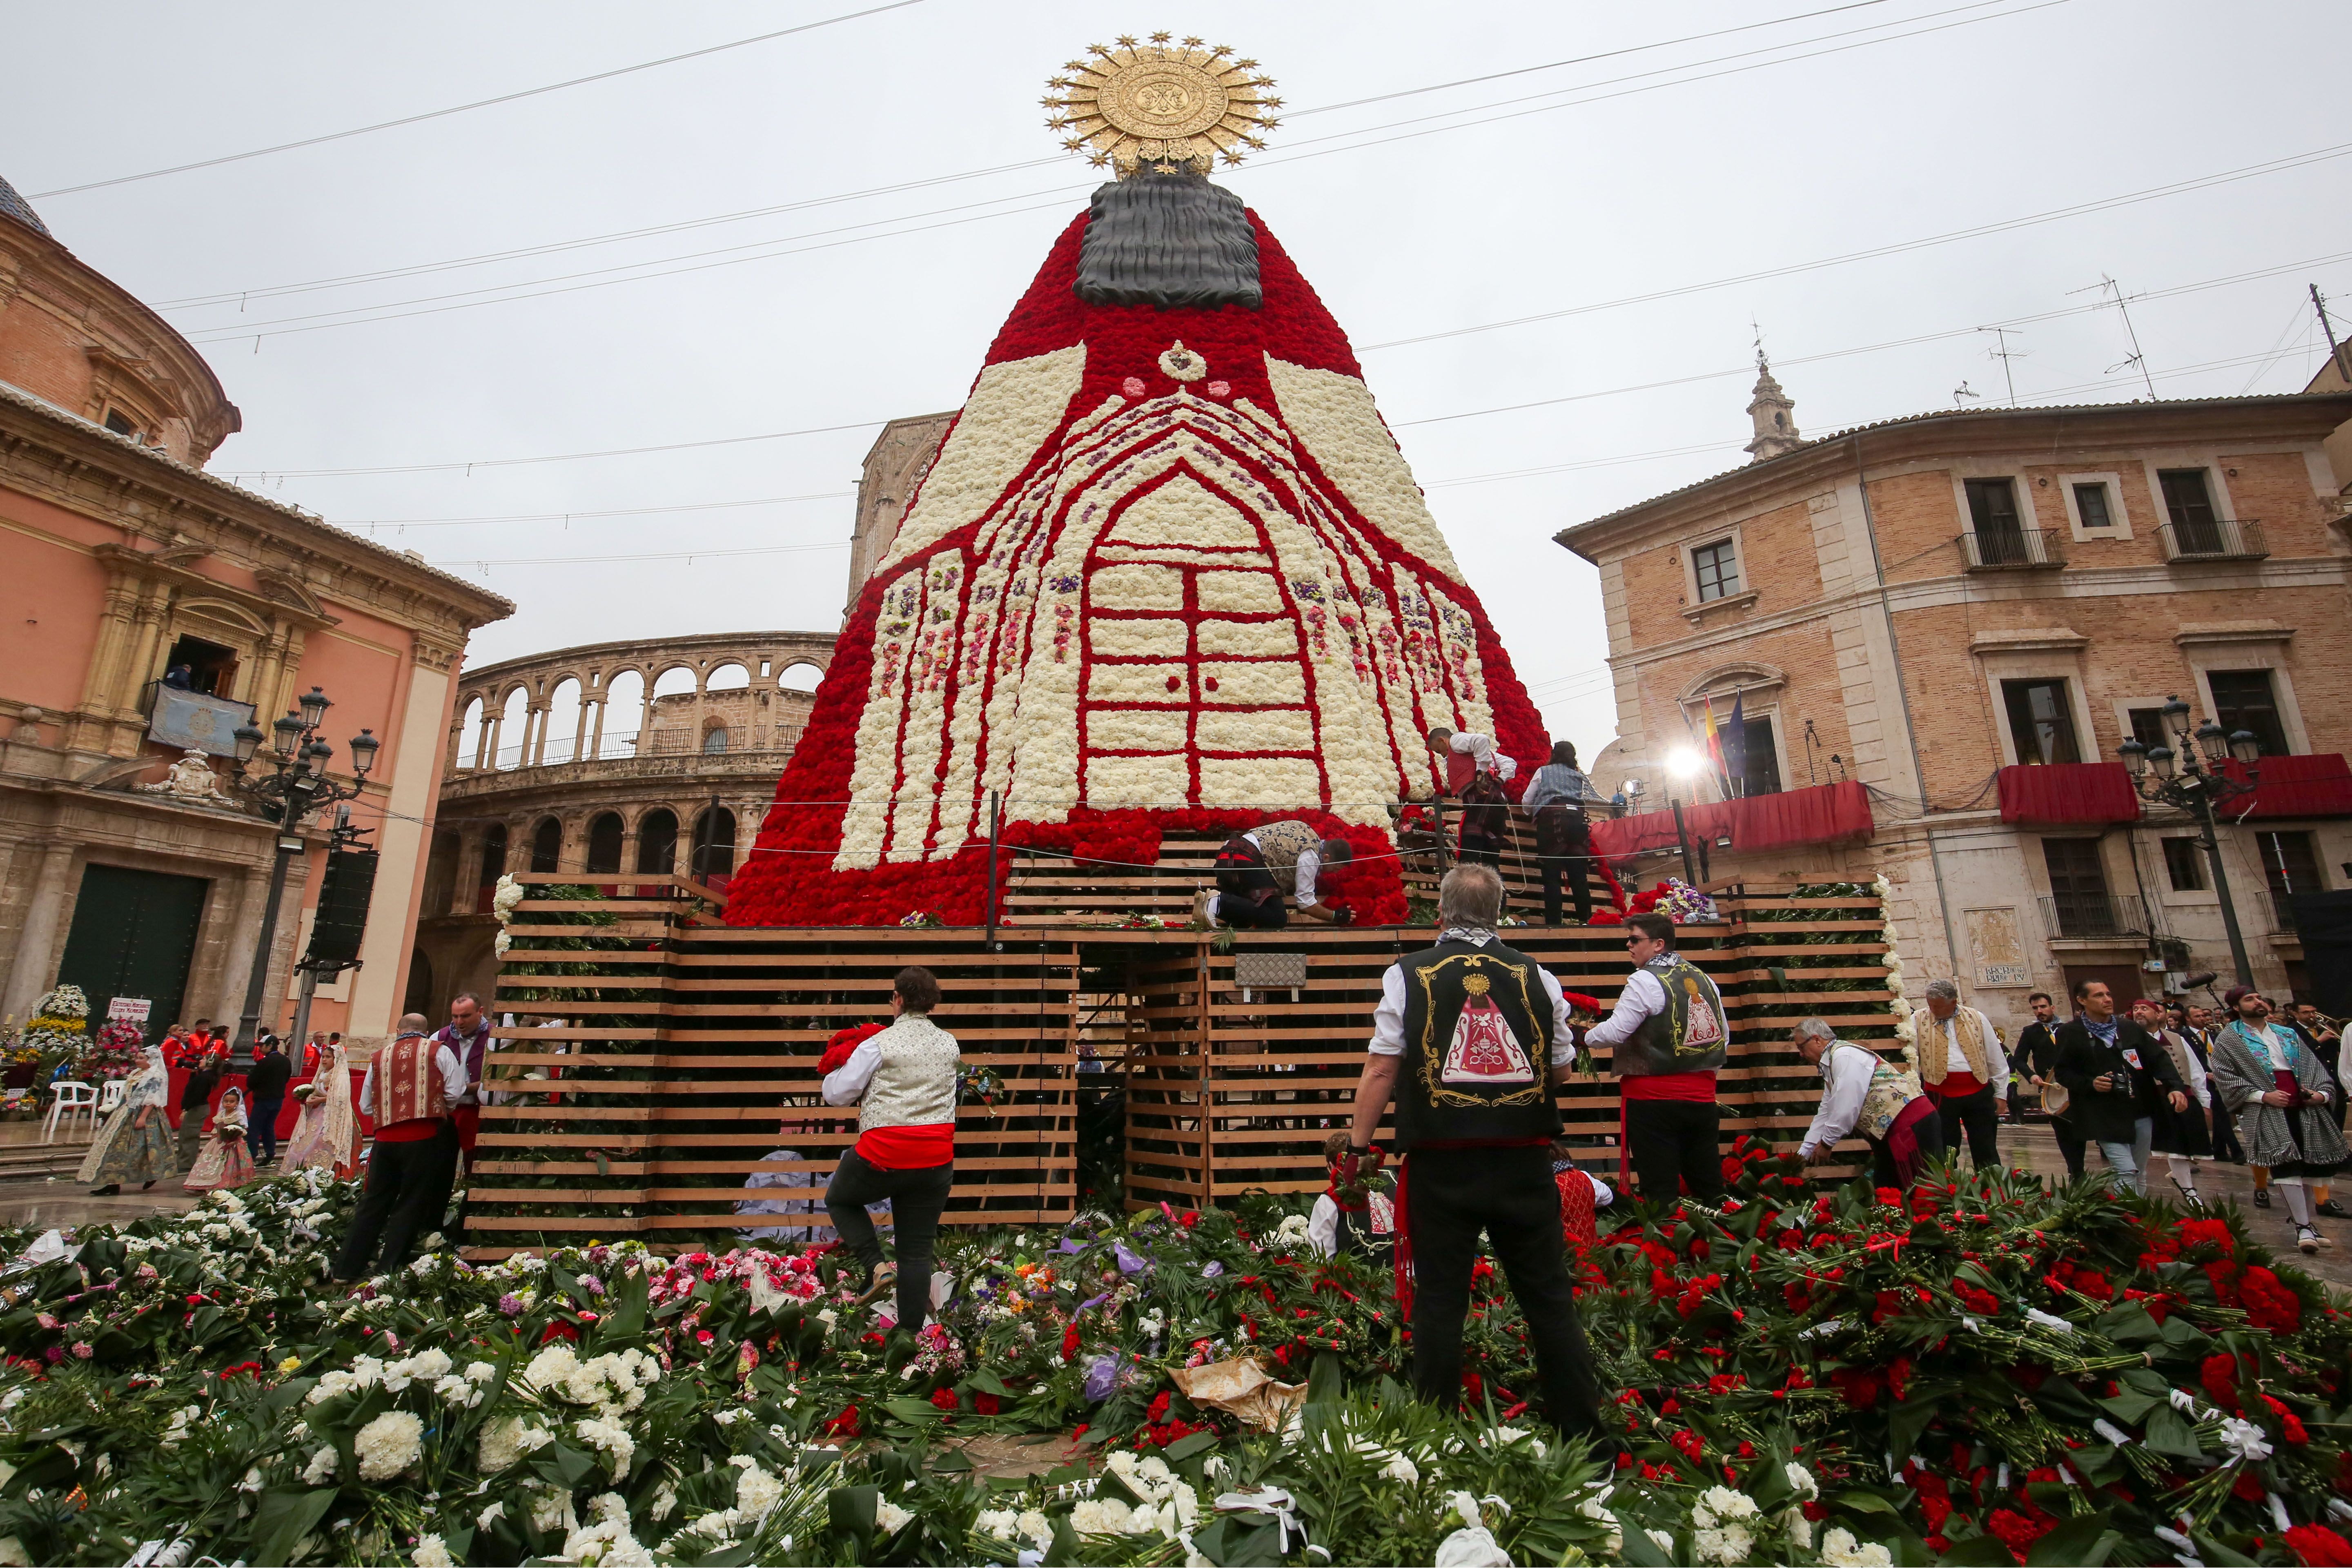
top-left (2054, 978), bottom-right (2187, 1198)
top-left (2209, 984), bottom-right (2348, 1255)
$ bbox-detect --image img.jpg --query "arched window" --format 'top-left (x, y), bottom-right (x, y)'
top-left (530, 816), bottom-right (563, 873)
top-left (635, 808), bottom-right (678, 875)
top-left (456, 696), bottom-right (486, 769)
top-left (475, 822), bottom-right (508, 912)
top-left (779, 661), bottom-right (824, 694)
top-left (702, 725), bottom-right (729, 754)
top-left (497, 687), bottom-right (529, 770)
top-left (543, 677), bottom-right (583, 765)
top-left (586, 812), bottom-right (624, 875)
top-left (600, 670), bottom-right (645, 759)
top-left (706, 662), bottom-right (751, 692)
top-left (423, 829), bottom-right (460, 916)
top-left (692, 805), bottom-right (738, 882)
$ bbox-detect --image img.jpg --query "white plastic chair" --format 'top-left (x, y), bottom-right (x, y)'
top-left (97, 1079), bottom-right (126, 1114)
top-left (43, 1081), bottom-right (96, 1145)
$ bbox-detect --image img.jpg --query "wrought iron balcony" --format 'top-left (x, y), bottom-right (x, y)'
top-left (2270, 889), bottom-right (2303, 934)
top-left (1956, 528), bottom-right (2065, 571)
top-left (2036, 891), bottom-right (2152, 942)
top-left (2159, 517), bottom-right (2267, 563)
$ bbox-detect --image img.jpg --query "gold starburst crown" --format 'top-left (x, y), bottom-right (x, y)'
top-left (1042, 34), bottom-right (1280, 177)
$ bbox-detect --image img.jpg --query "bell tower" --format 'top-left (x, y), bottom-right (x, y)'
top-left (1744, 352), bottom-right (1803, 462)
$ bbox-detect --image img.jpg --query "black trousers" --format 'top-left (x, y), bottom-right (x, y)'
top-left (1935, 1085), bottom-right (2002, 1167)
top-left (1625, 1098), bottom-right (1723, 1203)
top-left (826, 1149), bottom-right (953, 1333)
top-left (1404, 1145), bottom-right (1608, 1439)
top-left (2206, 1102), bottom-right (2245, 1163)
top-left (249, 1098), bottom-right (283, 1162)
top-left (1214, 841), bottom-right (1290, 929)
top-left (1534, 810), bottom-right (1593, 926)
top-left (2049, 1113), bottom-right (2087, 1179)
top-left (334, 1123), bottom-right (460, 1279)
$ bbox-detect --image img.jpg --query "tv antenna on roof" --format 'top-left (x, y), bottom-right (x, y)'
top-left (1980, 325), bottom-right (2029, 405)
top-left (1953, 380), bottom-right (1981, 407)
top-left (2068, 274), bottom-right (2158, 400)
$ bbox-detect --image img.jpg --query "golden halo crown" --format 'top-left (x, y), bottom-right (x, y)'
top-left (1042, 35), bottom-right (1281, 177)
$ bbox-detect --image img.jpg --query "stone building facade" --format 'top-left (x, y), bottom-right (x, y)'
top-left (416, 630), bottom-right (834, 1007)
top-left (844, 412), bottom-right (953, 619)
top-left (1558, 366), bottom-right (2352, 1034)
top-left (0, 175), bottom-right (512, 1049)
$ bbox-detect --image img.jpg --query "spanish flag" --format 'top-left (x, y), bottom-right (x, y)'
top-left (1701, 700), bottom-right (1729, 798)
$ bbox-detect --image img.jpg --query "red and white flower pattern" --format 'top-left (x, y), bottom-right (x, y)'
top-left (726, 206), bottom-right (1549, 927)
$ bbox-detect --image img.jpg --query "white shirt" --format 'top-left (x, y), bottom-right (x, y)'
top-left (1928, 1007), bottom-right (2009, 1086)
top-left (1306, 1169), bottom-right (1614, 1257)
top-left (2155, 1029), bottom-right (2211, 1108)
top-left (357, 1040), bottom-right (467, 1118)
top-left (1368, 931), bottom-right (1575, 1064)
top-left (822, 1033), bottom-right (891, 1105)
top-left (1799, 1042), bottom-right (1886, 1157)
top-left (1447, 731), bottom-right (1518, 783)
top-left (1580, 968), bottom-right (1668, 1051)
top-left (1243, 829), bottom-right (1319, 907)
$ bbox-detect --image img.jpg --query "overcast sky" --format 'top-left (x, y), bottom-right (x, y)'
top-left (8, 0), bottom-right (2349, 760)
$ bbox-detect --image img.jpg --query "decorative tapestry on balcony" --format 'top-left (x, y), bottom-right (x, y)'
top-left (1589, 781), bottom-right (1873, 858)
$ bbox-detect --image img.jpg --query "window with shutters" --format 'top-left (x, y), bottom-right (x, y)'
top-left (2160, 837), bottom-right (2206, 892)
top-left (2159, 468), bottom-right (2223, 553)
top-left (1690, 538), bottom-right (1740, 603)
top-left (1965, 478), bottom-right (2027, 563)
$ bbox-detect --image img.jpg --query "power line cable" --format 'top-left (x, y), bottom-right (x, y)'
top-left (220, 232), bottom-right (2352, 482)
top-left (146, 0), bottom-right (1927, 312)
top-left (27, 1), bottom-right (929, 200)
top-left (180, 0), bottom-right (2059, 347)
top-left (347, 489), bottom-right (853, 532)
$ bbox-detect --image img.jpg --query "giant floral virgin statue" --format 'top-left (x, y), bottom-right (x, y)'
top-left (725, 38), bottom-right (1547, 927)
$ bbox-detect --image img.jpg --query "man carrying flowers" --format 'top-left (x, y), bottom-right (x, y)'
top-left (1792, 1018), bottom-right (1944, 1188)
top-left (1344, 863), bottom-right (1610, 1440)
top-left (2208, 984), bottom-right (2347, 1255)
top-left (822, 966), bottom-right (958, 1333)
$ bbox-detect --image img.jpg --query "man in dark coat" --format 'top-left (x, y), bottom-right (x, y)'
top-left (2054, 978), bottom-right (2188, 1194)
top-left (2013, 990), bottom-right (2080, 1177)
top-left (246, 1036), bottom-right (293, 1166)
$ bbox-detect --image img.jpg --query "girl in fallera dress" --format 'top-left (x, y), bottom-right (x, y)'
top-left (184, 1084), bottom-right (254, 1193)
top-left (283, 1037), bottom-right (359, 1179)
top-left (79, 1045), bottom-right (178, 1195)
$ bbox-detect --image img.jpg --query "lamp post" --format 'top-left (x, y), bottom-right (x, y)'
top-left (2117, 693), bottom-right (2264, 988)
top-left (225, 686), bottom-right (378, 1057)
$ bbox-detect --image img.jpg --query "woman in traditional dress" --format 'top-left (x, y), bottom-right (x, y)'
top-left (283, 1036), bottom-right (359, 1178)
top-left (78, 1046), bottom-right (177, 1195)
top-left (184, 1084), bottom-right (254, 1193)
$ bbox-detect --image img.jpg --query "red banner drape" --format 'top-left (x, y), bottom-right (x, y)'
top-left (1588, 781), bottom-right (1873, 858)
top-left (1996, 763), bottom-right (2141, 826)
top-left (2219, 753), bottom-right (2352, 818)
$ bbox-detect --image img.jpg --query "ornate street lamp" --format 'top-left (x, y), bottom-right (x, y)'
top-left (222, 690), bottom-right (379, 1058)
top-left (2118, 693), bottom-right (2264, 986)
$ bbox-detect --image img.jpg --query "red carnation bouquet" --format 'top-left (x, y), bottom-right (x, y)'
top-left (817, 1022), bottom-right (885, 1076)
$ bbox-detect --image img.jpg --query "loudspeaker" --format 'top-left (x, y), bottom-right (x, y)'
top-left (305, 849), bottom-right (379, 969)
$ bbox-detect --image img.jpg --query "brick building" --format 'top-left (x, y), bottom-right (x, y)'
top-left (0, 173), bottom-right (510, 1051)
top-left (1557, 362), bottom-right (2352, 1032)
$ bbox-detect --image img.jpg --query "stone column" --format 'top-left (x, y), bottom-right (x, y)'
top-left (528, 703), bottom-right (550, 767)
top-left (120, 585), bottom-right (172, 719)
top-left (67, 572), bottom-right (142, 752)
top-left (584, 697), bottom-right (605, 762)
top-left (0, 844), bottom-right (80, 1021)
top-left (209, 865), bottom-right (274, 1030)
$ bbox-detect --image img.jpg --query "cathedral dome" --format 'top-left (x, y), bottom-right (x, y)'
top-left (0, 174), bottom-right (51, 238)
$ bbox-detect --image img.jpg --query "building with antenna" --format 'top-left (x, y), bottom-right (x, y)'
top-left (0, 172), bottom-right (510, 1053)
top-left (1559, 368), bottom-right (2352, 1033)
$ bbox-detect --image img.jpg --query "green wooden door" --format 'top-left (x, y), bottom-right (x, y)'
top-left (55, 864), bottom-right (210, 1043)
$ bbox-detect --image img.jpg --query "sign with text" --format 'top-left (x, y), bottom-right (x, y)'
top-left (1965, 907), bottom-right (2032, 987)
top-left (107, 996), bottom-right (152, 1025)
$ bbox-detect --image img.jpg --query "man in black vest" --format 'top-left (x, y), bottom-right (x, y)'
top-left (1345, 863), bottom-right (1610, 1440)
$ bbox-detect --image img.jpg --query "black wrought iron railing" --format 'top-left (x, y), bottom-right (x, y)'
top-left (2037, 892), bottom-right (2151, 941)
top-left (1957, 528), bottom-right (2065, 570)
top-left (2159, 517), bottom-right (2267, 562)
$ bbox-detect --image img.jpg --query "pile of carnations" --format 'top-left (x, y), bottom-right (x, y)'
top-left (0, 1146), bottom-right (2350, 1565)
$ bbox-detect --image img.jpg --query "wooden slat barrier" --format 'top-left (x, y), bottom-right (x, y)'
top-left (469, 872), bottom-right (1895, 1255)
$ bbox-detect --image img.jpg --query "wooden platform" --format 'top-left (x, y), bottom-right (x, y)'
top-left (468, 871), bottom-right (1893, 1255)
